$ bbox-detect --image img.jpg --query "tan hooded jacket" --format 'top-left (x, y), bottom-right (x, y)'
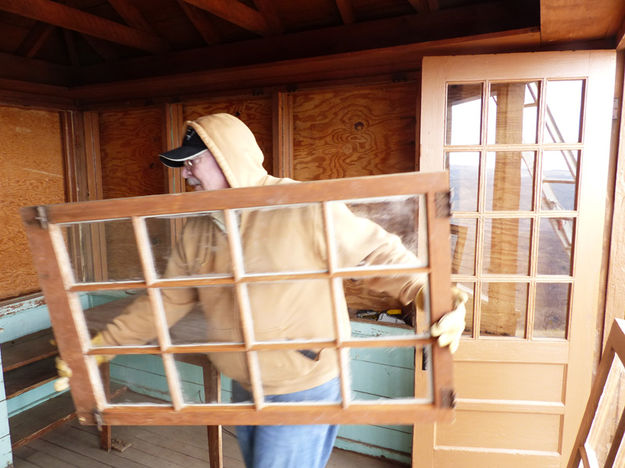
top-left (101, 113), bottom-right (424, 394)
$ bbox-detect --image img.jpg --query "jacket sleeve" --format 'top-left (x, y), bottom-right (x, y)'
top-left (328, 202), bottom-right (426, 306)
top-left (100, 227), bottom-right (198, 346)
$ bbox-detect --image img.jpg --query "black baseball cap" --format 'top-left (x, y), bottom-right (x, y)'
top-left (159, 126), bottom-right (207, 168)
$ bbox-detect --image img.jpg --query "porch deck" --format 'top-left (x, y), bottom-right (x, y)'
top-left (12, 420), bottom-right (405, 468)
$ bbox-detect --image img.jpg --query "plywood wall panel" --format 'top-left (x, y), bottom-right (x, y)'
top-left (292, 82), bottom-right (417, 181)
top-left (98, 107), bottom-right (166, 281)
top-left (0, 106), bottom-right (64, 299)
top-left (183, 97), bottom-right (273, 179)
top-left (99, 107), bottom-right (166, 199)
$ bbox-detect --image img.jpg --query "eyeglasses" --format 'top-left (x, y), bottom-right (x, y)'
top-left (184, 156), bottom-right (200, 168)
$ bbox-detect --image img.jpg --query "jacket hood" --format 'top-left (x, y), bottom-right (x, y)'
top-left (186, 114), bottom-right (287, 189)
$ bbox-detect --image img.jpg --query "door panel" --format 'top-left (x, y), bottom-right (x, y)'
top-left (421, 51), bottom-right (616, 466)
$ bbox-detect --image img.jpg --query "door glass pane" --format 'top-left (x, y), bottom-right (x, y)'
top-left (487, 81), bottom-right (539, 144)
top-left (483, 218), bottom-right (531, 275)
top-left (542, 150), bottom-right (579, 211)
top-left (534, 283), bottom-right (570, 339)
top-left (446, 83), bottom-right (482, 145)
top-left (480, 282), bottom-right (527, 337)
top-left (447, 151), bottom-right (480, 212)
top-left (451, 218), bottom-right (476, 275)
top-left (544, 80), bottom-right (584, 143)
top-left (537, 218), bottom-right (574, 275)
top-left (485, 151), bottom-right (534, 211)
top-left (457, 282), bottom-right (474, 335)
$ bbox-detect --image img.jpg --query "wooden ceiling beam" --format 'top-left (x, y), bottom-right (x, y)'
top-left (540, 0), bottom-right (625, 43)
top-left (0, 0), bottom-right (169, 53)
top-left (15, 22), bottom-right (56, 58)
top-left (180, 0), bottom-right (271, 36)
top-left (177, 0), bottom-right (220, 45)
top-left (336, 0), bottom-right (355, 24)
top-left (70, 28), bottom-right (541, 106)
top-left (73, 0), bottom-right (538, 85)
top-left (252, 0), bottom-right (283, 34)
top-left (0, 50), bottom-right (72, 86)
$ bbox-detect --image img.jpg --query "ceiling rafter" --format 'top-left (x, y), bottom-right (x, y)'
top-left (82, 35), bottom-right (120, 62)
top-left (252, 0), bottom-right (283, 34)
top-left (335, 0), bottom-right (355, 24)
top-left (0, 0), bottom-right (169, 53)
top-left (407, 0), bottom-right (437, 13)
top-left (180, 0), bottom-right (272, 36)
top-left (63, 29), bottom-right (80, 66)
top-left (106, 0), bottom-right (157, 33)
top-left (177, 0), bottom-right (221, 45)
top-left (74, 1), bottom-right (538, 86)
top-left (15, 22), bottom-right (56, 58)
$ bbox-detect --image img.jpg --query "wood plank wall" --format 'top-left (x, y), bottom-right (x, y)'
top-left (0, 106), bottom-right (65, 300)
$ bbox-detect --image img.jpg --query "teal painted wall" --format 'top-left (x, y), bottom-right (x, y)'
top-left (0, 345), bottom-right (13, 467)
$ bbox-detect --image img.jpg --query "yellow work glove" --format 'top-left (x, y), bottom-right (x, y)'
top-left (430, 287), bottom-right (469, 354)
top-left (54, 333), bottom-right (112, 392)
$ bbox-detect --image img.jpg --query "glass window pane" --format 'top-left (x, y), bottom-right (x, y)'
top-left (350, 346), bottom-right (422, 401)
top-left (485, 151), bottom-right (534, 212)
top-left (451, 218), bottom-right (476, 275)
top-left (106, 354), bottom-right (171, 405)
top-left (457, 282), bottom-right (474, 336)
top-left (62, 219), bottom-right (144, 283)
top-left (480, 282), bottom-right (527, 337)
top-left (447, 151), bottom-right (480, 212)
top-left (483, 218), bottom-right (531, 275)
top-left (542, 150), bottom-right (579, 211)
top-left (337, 195), bottom-right (426, 269)
top-left (534, 283), bottom-right (570, 339)
top-left (487, 81), bottom-right (539, 144)
top-left (537, 218), bottom-right (574, 275)
top-left (83, 290), bottom-right (148, 346)
top-left (172, 354), bottom-right (237, 405)
top-left (168, 285), bottom-right (240, 345)
top-left (446, 83), bottom-right (483, 145)
top-left (544, 80), bottom-right (584, 144)
top-left (146, 212), bottom-right (233, 279)
top-left (240, 204), bottom-right (329, 274)
top-left (347, 274), bottom-right (424, 332)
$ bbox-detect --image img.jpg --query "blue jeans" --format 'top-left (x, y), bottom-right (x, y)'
top-left (232, 377), bottom-right (341, 468)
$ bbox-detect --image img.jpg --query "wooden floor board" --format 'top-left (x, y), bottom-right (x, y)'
top-left (40, 425), bottom-right (148, 468)
top-left (13, 456), bottom-right (43, 468)
top-left (13, 418), bottom-right (405, 468)
top-left (26, 438), bottom-right (111, 468)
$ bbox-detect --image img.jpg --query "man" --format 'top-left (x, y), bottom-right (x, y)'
top-left (59, 113), bottom-right (466, 468)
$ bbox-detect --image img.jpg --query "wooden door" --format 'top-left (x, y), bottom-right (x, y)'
top-left (420, 51), bottom-right (616, 467)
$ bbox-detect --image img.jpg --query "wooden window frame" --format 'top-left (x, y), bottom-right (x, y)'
top-left (21, 171), bottom-right (455, 427)
top-left (568, 318), bottom-right (625, 467)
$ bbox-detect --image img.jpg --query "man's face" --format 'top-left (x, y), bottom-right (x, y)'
top-left (181, 149), bottom-right (229, 191)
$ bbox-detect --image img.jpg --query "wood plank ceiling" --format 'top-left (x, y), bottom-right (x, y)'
top-left (0, 0), bottom-right (623, 93)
